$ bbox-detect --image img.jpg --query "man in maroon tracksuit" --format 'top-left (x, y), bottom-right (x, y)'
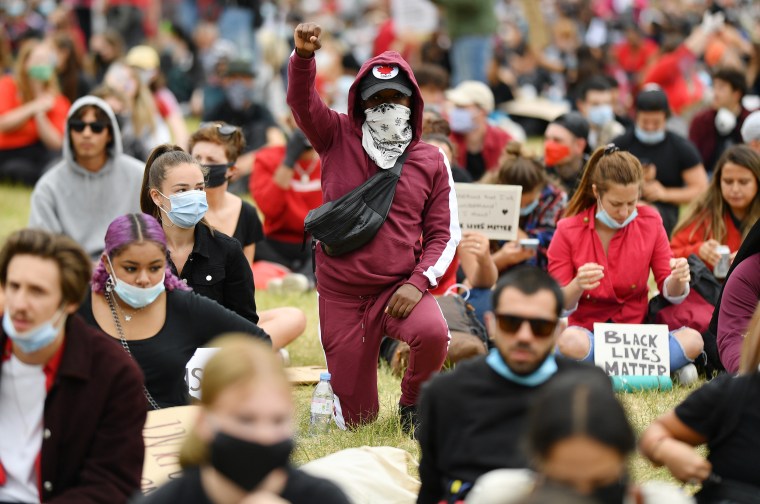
top-left (288, 23), bottom-right (461, 434)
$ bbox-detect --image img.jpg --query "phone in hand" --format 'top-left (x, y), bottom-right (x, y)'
top-left (519, 238), bottom-right (539, 250)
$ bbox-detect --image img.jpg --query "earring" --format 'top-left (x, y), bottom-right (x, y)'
top-left (105, 276), bottom-right (115, 293)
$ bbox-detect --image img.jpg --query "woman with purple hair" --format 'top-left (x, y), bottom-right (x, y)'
top-left (77, 213), bottom-right (270, 409)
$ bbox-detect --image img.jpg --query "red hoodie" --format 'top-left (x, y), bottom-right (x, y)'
top-left (287, 50), bottom-right (461, 296)
top-left (250, 145), bottom-right (323, 243)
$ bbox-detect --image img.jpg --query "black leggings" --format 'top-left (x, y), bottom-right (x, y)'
top-left (0, 143), bottom-right (57, 186)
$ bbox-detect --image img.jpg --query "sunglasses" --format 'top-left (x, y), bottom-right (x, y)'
top-left (494, 313), bottom-right (558, 338)
top-left (69, 120), bottom-right (108, 134)
top-left (199, 122), bottom-right (240, 137)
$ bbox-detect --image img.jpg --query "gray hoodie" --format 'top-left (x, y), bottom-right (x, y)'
top-left (29, 96), bottom-right (145, 258)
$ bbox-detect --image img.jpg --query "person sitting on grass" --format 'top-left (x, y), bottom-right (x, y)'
top-left (416, 267), bottom-right (607, 504)
top-left (29, 95), bottom-right (144, 260)
top-left (548, 145), bottom-right (704, 384)
top-left (133, 334), bottom-right (351, 504)
top-left (641, 302), bottom-right (760, 503)
top-left (670, 145), bottom-right (760, 275)
top-left (190, 121), bottom-right (306, 351)
top-left (78, 213), bottom-right (270, 409)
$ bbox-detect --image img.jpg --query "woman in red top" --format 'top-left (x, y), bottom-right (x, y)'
top-left (671, 145), bottom-right (760, 273)
top-left (0, 38), bottom-right (70, 185)
top-left (548, 145), bottom-right (703, 375)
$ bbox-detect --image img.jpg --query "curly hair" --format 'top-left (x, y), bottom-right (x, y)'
top-left (91, 213), bottom-right (190, 293)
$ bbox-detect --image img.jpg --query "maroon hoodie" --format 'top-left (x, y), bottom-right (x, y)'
top-left (288, 50), bottom-right (460, 296)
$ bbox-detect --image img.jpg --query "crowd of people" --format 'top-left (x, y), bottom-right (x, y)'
top-left (1, 0), bottom-right (760, 503)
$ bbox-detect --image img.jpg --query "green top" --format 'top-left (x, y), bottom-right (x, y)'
top-left (432, 0), bottom-right (498, 39)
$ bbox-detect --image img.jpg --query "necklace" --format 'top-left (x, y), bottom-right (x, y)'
top-left (112, 297), bottom-right (145, 322)
top-left (105, 290), bottom-right (161, 410)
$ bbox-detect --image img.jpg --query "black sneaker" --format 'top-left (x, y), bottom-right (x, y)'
top-left (399, 403), bottom-right (419, 439)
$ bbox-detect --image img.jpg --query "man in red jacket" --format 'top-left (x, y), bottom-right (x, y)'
top-left (250, 128), bottom-right (323, 278)
top-left (288, 23), bottom-right (460, 435)
top-left (0, 229), bottom-right (146, 503)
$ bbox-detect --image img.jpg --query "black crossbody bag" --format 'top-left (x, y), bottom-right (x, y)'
top-left (304, 151), bottom-right (409, 257)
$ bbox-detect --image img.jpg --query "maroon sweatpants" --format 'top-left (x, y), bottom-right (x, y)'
top-left (317, 282), bottom-right (450, 429)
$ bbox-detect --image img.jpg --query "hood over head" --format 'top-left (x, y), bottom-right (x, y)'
top-left (63, 95), bottom-right (124, 166)
top-left (348, 51), bottom-right (423, 142)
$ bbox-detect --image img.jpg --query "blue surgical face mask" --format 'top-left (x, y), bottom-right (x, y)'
top-left (449, 107), bottom-right (475, 133)
top-left (158, 190), bottom-right (208, 229)
top-left (520, 198), bottom-right (540, 216)
top-left (634, 126), bottom-right (665, 145)
top-left (2, 308), bottom-right (66, 354)
top-left (107, 255), bottom-right (166, 308)
top-left (596, 197), bottom-right (638, 229)
top-left (587, 104), bottom-right (614, 127)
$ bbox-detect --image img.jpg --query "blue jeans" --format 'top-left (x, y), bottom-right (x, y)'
top-left (450, 35), bottom-right (493, 86)
top-left (558, 326), bottom-right (693, 371)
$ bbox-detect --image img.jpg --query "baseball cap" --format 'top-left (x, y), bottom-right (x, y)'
top-left (359, 64), bottom-right (413, 101)
top-left (446, 80), bottom-right (495, 113)
top-left (125, 45), bottom-right (160, 70)
top-left (636, 85), bottom-right (670, 115)
top-left (741, 110), bottom-right (760, 143)
top-left (224, 58), bottom-right (256, 78)
top-left (550, 112), bottom-right (590, 141)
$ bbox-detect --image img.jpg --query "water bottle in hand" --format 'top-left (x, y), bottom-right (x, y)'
top-left (309, 372), bottom-right (334, 435)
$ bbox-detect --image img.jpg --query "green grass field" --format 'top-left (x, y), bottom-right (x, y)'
top-left (0, 182), bottom-right (699, 486)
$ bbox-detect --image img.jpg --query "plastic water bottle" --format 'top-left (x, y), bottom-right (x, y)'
top-left (611, 375), bottom-right (673, 393)
top-left (309, 372), bottom-right (334, 435)
top-left (713, 245), bottom-right (731, 279)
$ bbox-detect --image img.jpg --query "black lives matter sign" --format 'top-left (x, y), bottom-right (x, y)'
top-left (593, 323), bottom-right (670, 377)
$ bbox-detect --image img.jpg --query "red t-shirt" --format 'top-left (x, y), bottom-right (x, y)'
top-left (0, 76), bottom-right (70, 150)
top-left (614, 39), bottom-right (659, 74)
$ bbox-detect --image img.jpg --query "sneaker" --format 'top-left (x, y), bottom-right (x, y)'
top-left (673, 363), bottom-right (699, 386)
top-left (399, 403), bottom-right (420, 439)
top-left (266, 277), bottom-right (283, 295)
top-left (280, 273), bottom-right (310, 294)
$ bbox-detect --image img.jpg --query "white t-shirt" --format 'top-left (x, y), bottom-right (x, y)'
top-left (0, 354), bottom-right (45, 502)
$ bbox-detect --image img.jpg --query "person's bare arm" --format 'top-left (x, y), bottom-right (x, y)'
top-left (640, 410), bottom-right (711, 483)
top-left (0, 99), bottom-right (45, 132)
top-left (34, 110), bottom-right (64, 150)
top-left (644, 164), bottom-right (708, 205)
top-left (458, 232), bottom-right (498, 288)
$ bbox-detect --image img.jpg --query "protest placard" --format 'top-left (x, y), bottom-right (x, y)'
top-left (141, 405), bottom-right (200, 495)
top-left (593, 323), bottom-right (670, 377)
top-left (185, 347), bottom-right (219, 399)
top-left (454, 183), bottom-right (522, 241)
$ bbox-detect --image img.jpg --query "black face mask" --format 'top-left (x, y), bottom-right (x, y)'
top-left (204, 163), bottom-right (233, 188)
top-left (209, 432), bottom-right (293, 492)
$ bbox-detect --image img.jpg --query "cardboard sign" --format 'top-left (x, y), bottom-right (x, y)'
top-left (141, 405), bottom-right (200, 495)
top-left (185, 348), bottom-right (219, 400)
top-left (285, 366), bottom-right (328, 385)
top-left (593, 323), bottom-right (670, 376)
top-left (454, 183), bottom-right (522, 241)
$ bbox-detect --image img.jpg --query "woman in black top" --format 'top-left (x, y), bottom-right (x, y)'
top-left (79, 213), bottom-right (270, 409)
top-left (139, 144), bottom-right (261, 325)
top-left (133, 335), bottom-right (350, 504)
top-left (641, 303), bottom-right (760, 503)
top-left (189, 122), bottom-right (306, 351)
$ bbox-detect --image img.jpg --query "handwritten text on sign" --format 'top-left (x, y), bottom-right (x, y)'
top-left (141, 405), bottom-right (200, 495)
top-left (454, 183), bottom-right (522, 241)
top-left (185, 347), bottom-right (219, 399)
top-left (593, 323), bottom-right (670, 376)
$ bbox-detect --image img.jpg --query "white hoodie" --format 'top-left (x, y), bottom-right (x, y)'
top-left (29, 96), bottom-right (145, 258)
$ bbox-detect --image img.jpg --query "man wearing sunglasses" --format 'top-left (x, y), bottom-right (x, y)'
top-left (416, 267), bottom-right (609, 504)
top-left (29, 96), bottom-right (144, 259)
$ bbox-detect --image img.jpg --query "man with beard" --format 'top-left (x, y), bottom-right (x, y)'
top-left (416, 267), bottom-right (607, 504)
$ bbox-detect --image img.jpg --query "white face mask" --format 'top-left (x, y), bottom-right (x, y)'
top-left (715, 107), bottom-right (737, 135)
top-left (361, 103), bottom-right (413, 169)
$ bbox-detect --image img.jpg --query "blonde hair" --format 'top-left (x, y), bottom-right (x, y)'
top-left (179, 335), bottom-right (289, 467)
top-left (482, 141), bottom-right (546, 191)
top-left (105, 62), bottom-right (157, 137)
top-left (14, 39), bottom-right (60, 103)
top-left (565, 146), bottom-right (643, 217)
top-left (673, 145), bottom-right (760, 243)
top-left (739, 303), bottom-right (760, 375)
